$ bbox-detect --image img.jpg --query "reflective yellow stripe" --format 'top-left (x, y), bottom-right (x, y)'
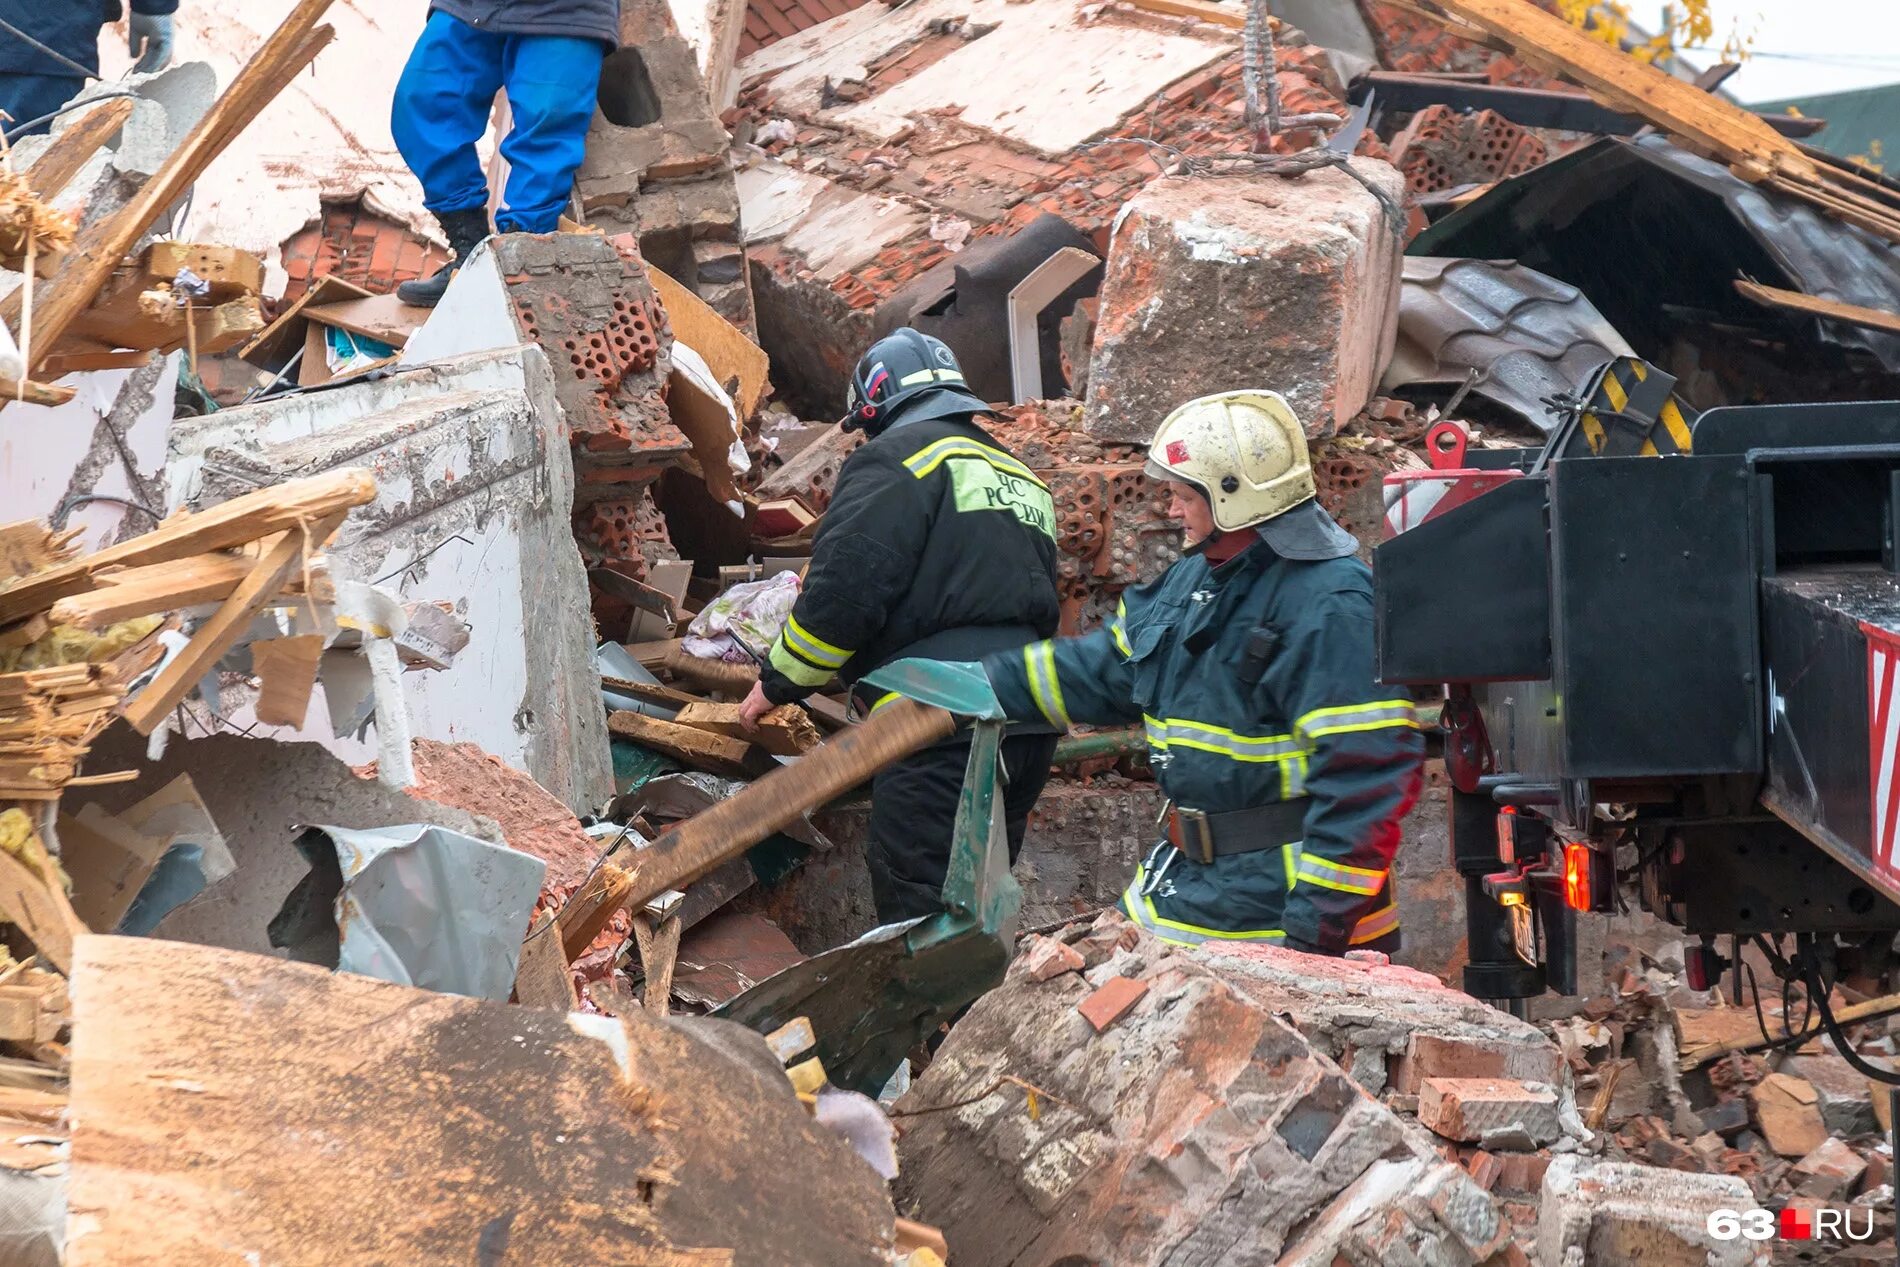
top-left (1110, 599), bottom-right (1132, 657)
top-left (868, 690), bottom-right (900, 712)
top-left (1023, 641), bottom-right (1070, 728)
top-left (1294, 856), bottom-right (1387, 896)
top-left (1295, 700), bottom-right (1423, 741)
top-left (1142, 715), bottom-right (1302, 763)
top-left (1350, 902), bottom-right (1401, 944)
top-left (903, 437), bottom-right (1046, 487)
top-left (781, 615), bottom-right (852, 669)
top-left (768, 635), bottom-right (835, 687)
top-left (898, 367), bottom-right (967, 388)
top-left (1123, 878), bottom-right (1285, 945)
top-left (1283, 843), bottom-right (1297, 892)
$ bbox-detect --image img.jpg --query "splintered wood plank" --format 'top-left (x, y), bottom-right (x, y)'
top-left (139, 242), bottom-right (265, 301)
top-left (251, 634), bottom-right (324, 727)
top-left (66, 936), bottom-right (896, 1266)
top-left (121, 516), bottom-right (343, 733)
top-left (563, 700), bottom-right (956, 956)
top-left (557, 863), bottom-right (636, 963)
top-left (23, 98), bottom-right (135, 201)
top-left (2, 1), bottom-right (340, 381)
top-left (1735, 280), bottom-right (1900, 337)
top-left (663, 646), bottom-right (758, 696)
top-left (0, 833), bottom-right (87, 974)
top-left (513, 920), bottom-right (580, 1011)
top-left (632, 913), bottom-right (683, 1018)
top-left (0, 378), bottom-right (77, 408)
top-left (607, 710), bottom-right (759, 777)
top-left (673, 700), bottom-right (819, 756)
top-left (0, 468), bottom-right (371, 625)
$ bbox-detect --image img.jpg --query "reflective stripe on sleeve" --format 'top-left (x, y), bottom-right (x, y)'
top-left (1122, 883), bottom-right (1285, 947)
top-left (768, 635), bottom-right (836, 688)
top-left (1294, 855), bottom-right (1388, 896)
top-left (1294, 699), bottom-right (1424, 741)
top-left (1023, 641), bottom-right (1070, 728)
top-left (781, 615), bottom-right (852, 670)
top-left (1110, 598), bottom-right (1132, 658)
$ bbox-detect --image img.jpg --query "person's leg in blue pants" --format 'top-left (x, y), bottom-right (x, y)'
top-left (391, 11), bottom-right (505, 222)
top-left (495, 35), bottom-right (605, 234)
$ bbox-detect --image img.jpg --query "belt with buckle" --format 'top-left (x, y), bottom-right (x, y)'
top-left (1165, 798), bottom-right (1310, 864)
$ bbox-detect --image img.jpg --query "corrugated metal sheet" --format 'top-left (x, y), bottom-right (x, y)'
top-left (1412, 135), bottom-right (1900, 373)
top-left (1383, 257), bottom-right (1634, 432)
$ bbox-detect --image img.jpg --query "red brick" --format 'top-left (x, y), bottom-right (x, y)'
top-left (1077, 975), bottom-right (1148, 1032)
top-left (1018, 935), bottom-right (1085, 984)
top-left (1492, 1151), bottom-right (1550, 1195)
top-left (1791, 1136), bottom-right (1867, 1199)
top-left (1416, 1077), bottom-right (1560, 1145)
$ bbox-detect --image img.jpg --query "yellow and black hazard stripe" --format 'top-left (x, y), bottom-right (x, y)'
top-left (1577, 357), bottom-right (1695, 458)
top-left (767, 614), bottom-right (854, 688)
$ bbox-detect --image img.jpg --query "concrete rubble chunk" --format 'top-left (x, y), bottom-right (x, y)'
top-left (1537, 1156), bottom-right (1769, 1267)
top-left (892, 912), bottom-right (1515, 1267)
top-left (1084, 163), bottom-right (1406, 445)
top-left (168, 347), bottom-right (613, 813)
top-left (1783, 1051), bottom-right (1880, 1136)
top-left (1791, 1136), bottom-right (1868, 1199)
top-left (1186, 940), bottom-right (1565, 1098)
top-left (1747, 1071), bottom-right (1829, 1158)
top-left (1418, 1077), bottom-right (1561, 1147)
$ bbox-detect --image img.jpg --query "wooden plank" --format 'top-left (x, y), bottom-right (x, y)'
top-left (647, 263), bottom-right (770, 418)
top-left (23, 98), bottom-right (136, 201)
top-left (301, 293), bottom-right (427, 347)
top-left (663, 646), bottom-right (758, 696)
top-left (563, 700), bottom-right (956, 956)
top-left (38, 349), bottom-right (154, 375)
top-left (802, 693), bottom-right (851, 732)
top-left (1735, 279), bottom-right (1900, 337)
top-left (0, 378), bottom-right (77, 407)
top-left (251, 634), bottom-right (324, 727)
top-left (1125, 0), bottom-right (1243, 29)
top-left (65, 936), bottom-right (898, 1266)
top-left (602, 676), bottom-right (699, 711)
top-left (3, 3), bottom-right (339, 384)
top-left (512, 920), bottom-right (580, 1011)
top-left (0, 615), bottom-right (49, 654)
top-left (629, 638), bottom-right (684, 670)
top-left (556, 863), bottom-right (636, 962)
top-left (140, 242), bottom-right (265, 300)
top-left (121, 516), bottom-right (343, 734)
top-left (667, 364), bottom-right (745, 506)
top-left (237, 273), bottom-right (374, 367)
top-left (606, 710), bottom-right (760, 777)
top-left (0, 828), bottom-right (87, 974)
top-left (1432, 0), bottom-right (1806, 174)
top-left (632, 913), bottom-right (683, 1018)
top-left (673, 700), bottom-right (819, 756)
top-left (0, 467), bottom-right (372, 625)
top-left (51, 550), bottom-right (271, 628)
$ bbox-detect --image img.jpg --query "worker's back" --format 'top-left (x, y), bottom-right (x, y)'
top-left (799, 411), bottom-right (1061, 693)
top-left (0, 3), bottom-right (114, 77)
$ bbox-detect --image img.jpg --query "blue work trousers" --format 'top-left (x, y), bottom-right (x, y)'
top-left (392, 11), bottom-right (604, 235)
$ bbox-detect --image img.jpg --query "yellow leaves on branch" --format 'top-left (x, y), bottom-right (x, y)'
top-left (1560, 0), bottom-right (1752, 66)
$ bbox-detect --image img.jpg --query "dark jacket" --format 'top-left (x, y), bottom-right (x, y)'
top-left (430, 0), bottom-right (620, 48)
top-left (760, 415), bottom-right (1062, 707)
top-left (0, 1), bottom-right (177, 77)
top-left (985, 538), bottom-right (1424, 951)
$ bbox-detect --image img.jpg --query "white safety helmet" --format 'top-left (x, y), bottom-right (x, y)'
top-left (1145, 390), bottom-right (1359, 559)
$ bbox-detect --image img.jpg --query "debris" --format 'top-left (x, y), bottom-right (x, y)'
top-left (1791, 1136), bottom-right (1868, 1200)
top-left (1085, 165), bottom-right (1406, 444)
top-left (1747, 1072), bottom-right (1829, 1159)
top-left (1075, 973), bottom-right (1148, 1031)
top-left (609, 709), bottom-right (764, 777)
top-left (1536, 1156), bottom-right (1768, 1267)
top-left (67, 935), bottom-right (900, 1265)
top-left (1417, 1076), bottom-right (1561, 1147)
top-left (674, 700), bottom-right (819, 756)
top-left (1017, 932), bottom-right (1084, 982)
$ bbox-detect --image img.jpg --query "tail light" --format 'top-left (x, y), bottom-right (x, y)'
top-left (1562, 842), bottom-right (1595, 911)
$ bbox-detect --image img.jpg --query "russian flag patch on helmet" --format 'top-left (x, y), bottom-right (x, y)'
top-left (1165, 440), bottom-right (1190, 465)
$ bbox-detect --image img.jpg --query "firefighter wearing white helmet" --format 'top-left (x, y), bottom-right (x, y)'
top-left (978, 389), bottom-right (1425, 952)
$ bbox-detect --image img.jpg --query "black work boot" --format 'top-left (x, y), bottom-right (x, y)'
top-left (397, 208), bottom-right (492, 308)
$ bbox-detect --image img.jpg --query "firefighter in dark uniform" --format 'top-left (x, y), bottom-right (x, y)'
top-left (740, 328), bottom-right (1062, 923)
top-left (982, 390), bottom-right (1423, 952)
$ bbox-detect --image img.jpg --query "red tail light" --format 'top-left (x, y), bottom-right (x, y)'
top-left (1562, 842), bottom-right (1593, 911)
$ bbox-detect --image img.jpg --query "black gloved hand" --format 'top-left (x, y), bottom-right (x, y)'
top-left (1281, 934), bottom-right (1324, 955)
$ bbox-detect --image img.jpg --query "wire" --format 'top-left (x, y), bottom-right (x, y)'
top-left (1800, 946), bottom-right (1900, 1086)
top-left (0, 17), bottom-right (103, 81)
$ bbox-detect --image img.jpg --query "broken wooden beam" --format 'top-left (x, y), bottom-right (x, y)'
top-left (0, 467), bottom-right (373, 625)
top-left (0, 377), bottom-right (76, 407)
top-left (48, 547), bottom-right (329, 629)
top-left (3, 0), bottom-right (338, 380)
top-left (1735, 279), bottom-right (1900, 337)
top-left (607, 709), bottom-right (761, 777)
top-left (562, 699), bottom-right (957, 956)
top-left (121, 513), bottom-right (346, 733)
top-left (673, 700), bottom-right (819, 757)
top-left (24, 98), bottom-right (136, 201)
top-left (663, 645), bottom-right (758, 696)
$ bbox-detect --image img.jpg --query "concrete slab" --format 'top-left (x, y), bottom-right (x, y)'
top-left (166, 347), bottom-right (613, 814)
top-left (737, 159), bottom-right (927, 278)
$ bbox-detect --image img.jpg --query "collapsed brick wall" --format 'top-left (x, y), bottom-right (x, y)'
top-left (278, 197), bottom-right (449, 303)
